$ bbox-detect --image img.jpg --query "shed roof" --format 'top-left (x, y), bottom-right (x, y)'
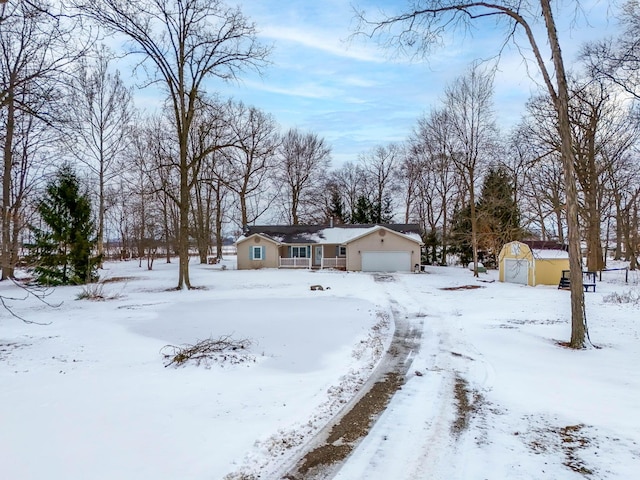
top-left (522, 240), bottom-right (568, 252)
top-left (531, 248), bottom-right (569, 259)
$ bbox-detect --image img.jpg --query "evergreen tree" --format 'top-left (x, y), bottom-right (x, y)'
top-left (351, 195), bottom-right (374, 224)
top-left (29, 165), bottom-right (100, 285)
top-left (327, 188), bottom-right (347, 224)
top-left (449, 204), bottom-right (474, 266)
top-left (449, 167), bottom-right (522, 268)
top-left (351, 194), bottom-right (394, 224)
top-left (374, 195), bottom-right (394, 223)
top-left (476, 166), bottom-right (522, 266)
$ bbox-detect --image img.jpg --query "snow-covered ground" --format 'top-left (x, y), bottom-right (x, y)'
top-left (1, 258), bottom-right (639, 479)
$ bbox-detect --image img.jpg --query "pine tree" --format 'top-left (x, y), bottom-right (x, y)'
top-left (327, 189), bottom-right (347, 224)
top-left (351, 195), bottom-right (374, 224)
top-left (449, 204), bottom-right (474, 266)
top-left (351, 195), bottom-right (394, 224)
top-left (29, 165), bottom-right (100, 285)
top-left (476, 166), bottom-right (522, 266)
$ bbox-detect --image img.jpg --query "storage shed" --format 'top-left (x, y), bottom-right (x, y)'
top-left (498, 241), bottom-right (570, 286)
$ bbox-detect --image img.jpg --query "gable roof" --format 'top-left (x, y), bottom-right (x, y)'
top-left (238, 233), bottom-right (280, 245)
top-left (343, 225), bottom-right (423, 245)
top-left (237, 224), bottom-right (422, 245)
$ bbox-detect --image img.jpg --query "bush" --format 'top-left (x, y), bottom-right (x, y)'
top-left (603, 289), bottom-right (640, 305)
top-left (75, 281), bottom-right (121, 301)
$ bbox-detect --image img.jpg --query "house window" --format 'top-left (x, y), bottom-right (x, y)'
top-left (291, 246), bottom-right (307, 258)
top-left (252, 246), bottom-right (263, 260)
top-left (339, 246), bottom-right (346, 257)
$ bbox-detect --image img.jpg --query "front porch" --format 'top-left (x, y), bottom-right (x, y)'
top-left (278, 256), bottom-right (346, 269)
top-left (277, 244), bottom-right (347, 270)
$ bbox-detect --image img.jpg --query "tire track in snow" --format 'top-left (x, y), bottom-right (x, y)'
top-left (333, 274), bottom-right (461, 480)
top-left (277, 274), bottom-right (423, 480)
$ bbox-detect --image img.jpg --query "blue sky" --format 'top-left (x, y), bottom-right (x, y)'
top-left (135, 0), bottom-right (619, 167)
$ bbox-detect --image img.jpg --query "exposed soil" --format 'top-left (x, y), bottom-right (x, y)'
top-left (281, 275), bottom-right (422, 480)
top-left (440, 285), bottom-right (485, 291)
top-left (451, 377), bottom-right (483, 436)
top-left (288, 373), bottom-right (403, 479)
top-left (100, 276), bottom-right (140, 284)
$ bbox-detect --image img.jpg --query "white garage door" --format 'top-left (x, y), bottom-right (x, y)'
top-left (504, 259), bottom-right (529, 285)
top-left (361, 251), bottom-right (412, 272)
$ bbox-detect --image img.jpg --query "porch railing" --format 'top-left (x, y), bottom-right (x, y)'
top-left (321, 257), bottom-right (346, 269)
top-left (279, 257), bottom-right (311, 268)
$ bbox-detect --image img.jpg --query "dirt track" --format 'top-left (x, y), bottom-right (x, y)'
top-left (280, 275), bottom-right (423, 480)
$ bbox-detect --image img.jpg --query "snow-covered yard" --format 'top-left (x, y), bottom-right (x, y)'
top-left (1, 258), bottom-right (639, 479)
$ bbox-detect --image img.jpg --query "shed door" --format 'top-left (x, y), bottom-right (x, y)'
top-left (361, 251), bottom-right (411, 272)
top-left (504, 258), bottom-right (528, 285)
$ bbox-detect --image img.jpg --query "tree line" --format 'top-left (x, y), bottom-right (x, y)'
top-left (1, 1), bottom-right (639, 314)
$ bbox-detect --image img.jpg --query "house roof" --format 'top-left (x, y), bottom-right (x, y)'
top-left (237, 224), bottom-right (422, 245)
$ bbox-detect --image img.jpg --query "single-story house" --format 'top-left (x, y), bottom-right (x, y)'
top-left (236, 224), bottom-right (423, 272)
top-left (498, 240), bottom-right (570, 286)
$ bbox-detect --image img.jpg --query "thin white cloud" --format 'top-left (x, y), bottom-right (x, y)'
top-left (342, 75), bottom-right (380, 88)
top-left (242, 79), bottom-right (341, 99)
top-left (259, 24), bottom-right (387, 63)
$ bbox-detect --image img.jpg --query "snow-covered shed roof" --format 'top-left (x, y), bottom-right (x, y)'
top-left (531, 249), bottom-right (569, 259)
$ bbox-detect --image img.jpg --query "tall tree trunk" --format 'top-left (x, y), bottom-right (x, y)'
top-left (441, 205), bottom-right (448, 266)
top-left (614, 193), bottom-right (623, 260)
top-left (469, 169), bottom-right (479, 277)
top-left (98, 153), bottom-right (105, 267)
top-left (630, 201), bottom-right (639, 270)
top-left (2, 86), bottom-right (16, 281)
top-left (177, 136), bottom-right (191, 289)
top-left (240, 187), bottom-right (248, 228)
top-left (542, 0), bottom-right (589, 348)
top-left (162, 194), bottom-right (172, 264)
top-left (586, 201), bottom-right (603, 271)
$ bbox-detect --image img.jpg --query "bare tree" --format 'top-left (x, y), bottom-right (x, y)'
top-left (397, 145), bottom-right (422, 224)
top-left (187, 98), bottom-right (232, 263)
top-left (1, 0), bottom-right (83, 280)
top-left (328, 161), bottom-right (367, 222)
top-left (144, 113), bottom-right (180, 263)
top-left (358, 143), bottom-right (401, 223)
top-left (74, 0), bottom-right (270, 289)
top-left (409, 108), bottom-right (460, 264)
top-left (224, 101), bottom-right (279, 227)
top-left (64, 45), bottom-right (133, 265)
top-left (443, 65), bottom-right (498, 276)
top-left (569, 77), bottom-right (638, 271)
top-left (356, 0), bottom-right (591, 347)
top-left (582, 1), bottom-right (640, 100)
top-left (607, 155), bottom-right (640, 266)
top-left (275, 128), bottom-right (331, 225)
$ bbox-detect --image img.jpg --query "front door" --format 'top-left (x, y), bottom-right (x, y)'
top-left (314, 246), bottom-right (323, 267)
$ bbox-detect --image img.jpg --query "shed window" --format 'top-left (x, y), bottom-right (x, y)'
top-left (251, 246), bottom-right (263, 260)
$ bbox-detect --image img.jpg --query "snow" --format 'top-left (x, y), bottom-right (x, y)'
top-left (310, 227), bottom-right (375, 244)
top-left (532, 248), bottom-right (570, 259)
top-left (239, 225), bottom-right (423, 246)
top-left (314, 225), bottom-right (423, 245)
top-left (2, 259), bottom-right (640, 479)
